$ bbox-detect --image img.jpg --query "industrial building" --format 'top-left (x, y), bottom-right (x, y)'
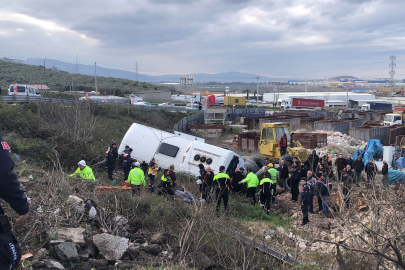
top-left (263, 91), bottom-right (380, 106)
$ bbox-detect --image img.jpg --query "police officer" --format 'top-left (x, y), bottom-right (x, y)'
top-left (0, 133), bottom-right (29, 269)
top-left (213, 166), bottom-right (232, 216)
top-left (300, 178), bottom-right (310, 226)
top-left (122, 148), bottom-right (133, 181)
top-left (239, 168), bottom-right (259, 205)
top-left (128, 162), bottom-right (146, 196)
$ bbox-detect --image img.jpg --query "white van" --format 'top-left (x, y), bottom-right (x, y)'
top-left (118, 123), bottom-right (245, 176)
top-left (8, 84), bottom-right (41, 97)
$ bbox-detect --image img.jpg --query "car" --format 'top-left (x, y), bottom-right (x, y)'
top-left (246, 102), bottom-right (253, 106)
top-left (134, 102), bottom-right (155, 107)
top-left (8, 84), bottom-right (41, 97)
top-left (158, 102), bottom-right (175, 107)
top-left (261, 101), bottom-right (270, 104)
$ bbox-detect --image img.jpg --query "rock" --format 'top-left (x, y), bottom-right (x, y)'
top-left (192, 252), bottom-right (216, 270)
top-left (150, 232), bottom-right (171, 245)
top-left (44, 260), bottom-right (65, 269)
top-left (49, 227), bottom-right (86, 245)
top-left (54, 242), bottom-right (80, 262)
top-left (33, 248), bottom-right (47, 261)
top-left (277, 226), bottom-right (288, 237)
top-left (114, 215), bottom-right (128, 226)
top-left (92, 233), bottom-right (129, 261)
top-left (142, 244), bottom-right (162, 256)
top-left (32, 260), bottom-right (46, 268)
top-left (67, 195), bottom-right (83, 206)
top-left (265, 230), bottom-right (275, 236)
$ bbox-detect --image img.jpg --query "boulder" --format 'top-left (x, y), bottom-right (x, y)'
top-left (127, 247), bottom-right (140, 260)
top-left (44, 260), bottom-right (65, 270)
top-left (192, 252), bottom-right (216, 270)
top-left (88, 258), bottom-right (108, 269)
top-left (92, 233), bottom-right (129, 261)
top-left (33, 248), bottom-right (47, 261)
top-left (150, 232), bottom-right (171, 245)
top-left (142, 244), bottom-right (162, 256)
top-left (54, 242), bottom-right (79, 262)
top-left (49, 227), bottom-right (85, 245)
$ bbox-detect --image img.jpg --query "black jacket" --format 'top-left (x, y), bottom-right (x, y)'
top-left (353, 159), bottom-right (365, 172)
top-left (299, 166), bottom-right (308, 179)
top-left (365, 163), bottom-right (377, 175)
top-left (347, 158), bottom-right (354, 168)
top-left (106, 150), bottom-right (116, 168)
top-left (112, 146), bottom-right (118, 159)
top-left (300, 184), bottom-right (310, 205)
top-left (291, 171), bottom-right (300, 186)
top-left (0, 133), bottom-right (29, 216)
top-left (308, 153), bottom-right (319, 171)
top-left (319, 178), bottom-right (332, 196)
top-left (205, 172), bottom-right (215, 188)
top-left (279, 164), bottom-right (289, 179)
top-left (335, 158), bottom-right (348, 172)
top-left (382, 163), bottom-right (389, 175)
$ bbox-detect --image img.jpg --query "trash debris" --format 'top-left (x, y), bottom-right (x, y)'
top-left (89, 206), bottom-right (97, 219)
top-left (21, 253), bottom-right (33, 261)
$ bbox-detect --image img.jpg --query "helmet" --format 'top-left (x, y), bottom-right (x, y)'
top-left (268, 163), bottom-right (274, 168)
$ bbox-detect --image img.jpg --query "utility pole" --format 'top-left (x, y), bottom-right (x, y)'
top-left (41, 58), bottom-right (46, 92)
top-left (27, 60), bottom-right (30, 84)
top-left (135, 62), bottom-right (138, 81)
top-left (95, 62), bottom-right (98, 94)
top-left (256, 77), bottom-right (260, 106)
top-left (389, 55), bottom-right (396, 96)
top-left (346, 86), bottom-right (349, 109)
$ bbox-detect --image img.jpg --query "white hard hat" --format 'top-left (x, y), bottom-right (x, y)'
top-left (78, 160), bottom-right (86, 166)
top-left (135, 162), bottom-right (140, 166)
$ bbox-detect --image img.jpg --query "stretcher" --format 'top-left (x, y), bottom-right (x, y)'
top-left (96, 180), bottom-right (131, 191)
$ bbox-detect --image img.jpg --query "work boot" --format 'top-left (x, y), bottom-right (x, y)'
top-left (266, 210), bottom-right (270, 215)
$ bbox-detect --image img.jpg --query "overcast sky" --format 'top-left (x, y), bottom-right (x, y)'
top-left (1, 0), bottom-right (405, 80)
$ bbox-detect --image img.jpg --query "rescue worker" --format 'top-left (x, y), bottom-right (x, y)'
top-left (106, 147), bottom-right (116, 180)
top-left (300, 178), bottom-right (310, 225)
top-left (128, 162), bottom-right (145, 196)
top-left (335, 154), bottom-right (348, 181)
top-left (382, 160), bottom-right (389, 189)
top-left (148, 158), bottom-right (159, 193)
top-left (231, 167), bottom-right (245, 194)
top-left (0, 133), bottom-right (29, 269)
top-left (70, 160), bottom-right (95, 182)
top-left (239, 168), bottom-right (259, 205)
top-left (161, 169), bottom-right (175, 197)
top-left (111, 143), bottom-right (118, 169)
top-left (122, 148), bottom-right (133, 181)
top-left (259, 176), bottom-right (272, 215)
top-left (198, 164), bottom-right (207, 201)
top-left (268, 163), bottom-right (278, 203)
top-left (365, 159), bottom-right (377, 188)
top-left (290, 166), bottom-right (300, 202)
top-left (213, 166), bottom-right (232, 216)
top-left (278, 133), bottom-right (288, 156)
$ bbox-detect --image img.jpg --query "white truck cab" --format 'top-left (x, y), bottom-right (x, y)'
top-left (118, 123), bottom-right (245, 176)
top-left (384, 113), bottom-right (404, 126)
top-left (8, 84), bottom-right (41, 97)
top-left (280, 98), bottom-right (292, 109)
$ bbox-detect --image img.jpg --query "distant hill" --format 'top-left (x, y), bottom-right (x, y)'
top-left (0, 59), bottom-right (173, 93)
top-left (10, 58), bottom-right (289, 83)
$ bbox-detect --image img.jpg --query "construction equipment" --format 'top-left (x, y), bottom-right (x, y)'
top-left (259, 123), bottom-right (308, 162)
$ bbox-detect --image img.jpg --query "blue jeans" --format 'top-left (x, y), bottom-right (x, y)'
top-left (322, 195), bottom-right (329, 217)
top-left (355, 171), bottom-right (362, 183)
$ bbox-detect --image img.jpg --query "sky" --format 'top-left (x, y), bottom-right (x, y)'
top-left (1, 0), bottom-right (405, 80)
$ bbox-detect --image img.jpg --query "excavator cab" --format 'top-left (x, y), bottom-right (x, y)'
top-left (259, 123), bottom-right (308, 161)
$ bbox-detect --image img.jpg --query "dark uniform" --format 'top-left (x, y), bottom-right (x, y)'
top-left (0, 134), bottom-right (29, 269)
top-left (259, 176), bottom-right (276, 214)
top-left (290, 169), bottom-right (300, 202)
top-left (213, 172), bottom-right (232, 215)
top-left (121, 150), bottom-right (132, 181)
top-left (300, 182), bottom-right (310, 225)
top-left (106, 149), bottom-right (116, 180)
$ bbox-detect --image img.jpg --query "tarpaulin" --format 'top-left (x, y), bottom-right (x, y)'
top-left (363, 140), bottom-right (383, 165)
top-left (388, 170), bottom-right (405, 184)
top-left (395, 157), bottom-right (405, 169)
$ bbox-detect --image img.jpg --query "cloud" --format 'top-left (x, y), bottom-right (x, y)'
top-left (15, 28), bottom-right (25, 32)
top-left (0, 0), bottom-right (404, 78)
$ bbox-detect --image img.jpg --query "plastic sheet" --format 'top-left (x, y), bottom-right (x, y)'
top-left (388, 170), bottom-right (405, 184)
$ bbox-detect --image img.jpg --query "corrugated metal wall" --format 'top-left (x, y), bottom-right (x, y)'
top-left (173, 112), bottom-right (205, 133)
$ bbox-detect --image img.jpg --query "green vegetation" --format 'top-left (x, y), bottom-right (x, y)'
top-left (0, 59), bottom-right (174, 93)
top-left (0, 103), bottom-right (187, 169)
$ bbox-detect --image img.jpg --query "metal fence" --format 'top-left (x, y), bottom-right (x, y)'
top-left (174, 112), bottom-right (205, 133)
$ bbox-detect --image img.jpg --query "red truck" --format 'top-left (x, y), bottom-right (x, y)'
top-left (281, 98), bottom-right (325, 109)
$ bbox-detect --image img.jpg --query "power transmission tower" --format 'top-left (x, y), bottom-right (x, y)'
top-left (256, 77), bottom-right (260, 105)
top-left (135, 62), bottom-right (138, 81)
top-left (389, 55), bottom-right (396, 96)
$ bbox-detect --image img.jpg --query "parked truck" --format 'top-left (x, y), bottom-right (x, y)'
top-left (384, 113), bottom-right (405, 126)
top-left (280, 98), bottom-right (325, 109)
top-left (119, 123), bottom-right (255, 176)
top-left (224, 96), bottom-right (246, 106)
top-left (361, 102), bottom-right (392, 111)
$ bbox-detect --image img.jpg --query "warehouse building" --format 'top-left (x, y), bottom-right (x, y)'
top-left (136, 91), bottom-right (171, 102)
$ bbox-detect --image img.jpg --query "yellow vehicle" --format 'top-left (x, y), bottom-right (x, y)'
top-left (224, 96), bottom-right (246, 106)
top-left (259, 122), bottom-right (308, 162)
